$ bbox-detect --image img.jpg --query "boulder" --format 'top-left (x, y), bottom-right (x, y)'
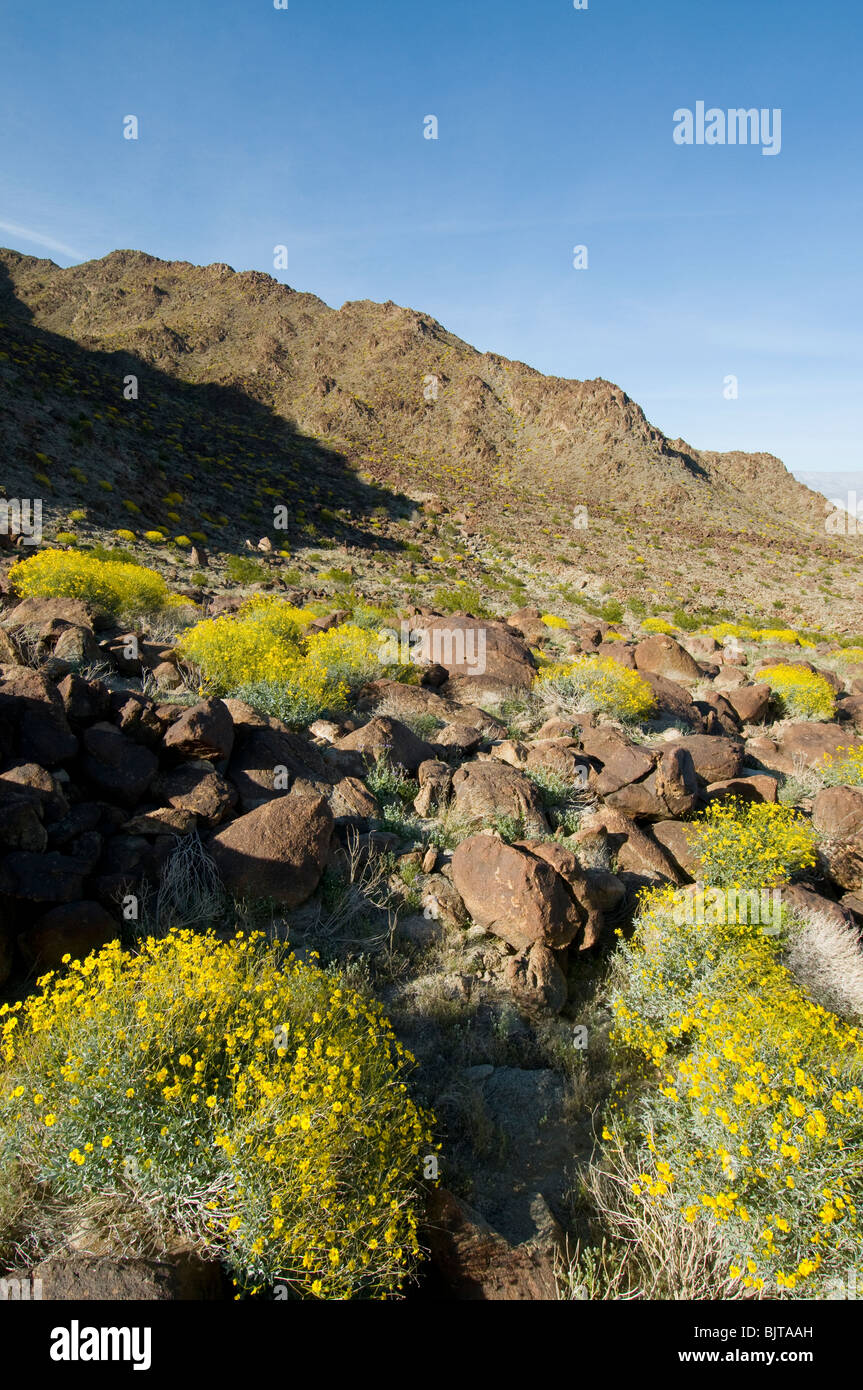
top-left (663, 734), bottom-right (744, 784)
top-left (423, 1188), bottom-right (559, 1301)
top-left (410, 614), bottom-right (537, 689)
top-left (209, 789), bottom-right (334, 907)
top-left (335, 716), bottom-right (437, 773)
top-left (651, 820), bottom-right (701, 878)
top-left (451, 835), bottom-right (586, 950)
top-left (163, 699), bottom-right (234, 762)
top-left (705, 775), bottom-right (779, 805)
top-left (227, 722), bottom-right (330, 813)
top-left (780, 723), bottom-right (863, 771)
top-left (638, 672), bottom-right (704, 730)
top-left (579, 728), bottom-right (653, 795)
top-left (0, 851), bottom-right (86, 903)
top-left (152, 763), bottom-right (237, 828)
top-left (813, 785), bottom-right (863, 839)
top-left (634, 634), bottom-right (702, 684)
top-left (575, 807), bottom-right (684, 885)
top-left (0, 667), bottom-right (78, 764)
top-left (18, 900), bottom-right (118, 970)
top-left (505, 943), bottom-right (568, 1013)
top-left (82, 725), bottom-right (159, 808)
top-left (450, 762), bottom-right (548, 834)
top-left (726, 683), bottom-right (771, 725)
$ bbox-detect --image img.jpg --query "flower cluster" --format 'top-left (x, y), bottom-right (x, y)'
top-left (179, 598), bottom-right (405, 725)
top-left (0, 930), bottom-right (435, 1299)
top-left (757, 665), bottom-right (836, 721)
top-left (9, 548), bottom-right (169, 620)
top-left (606, 886), bottom-right (863, 1297)
top-left (686, 798), bottom-right (816, 889)
top-left (535, 655), bottom-right (656, 723)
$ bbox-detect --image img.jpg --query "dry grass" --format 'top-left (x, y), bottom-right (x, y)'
top-left (784, 907), bottom-right (863, 1022)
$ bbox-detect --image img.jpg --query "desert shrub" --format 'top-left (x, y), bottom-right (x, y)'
top-left (835, 648), bottom-right (863, 666)
top-left (225, 555), bottom-right (265, 585)
top-left (115, 528), bottom-right (137, 543)
top-left (68, 509), bottom-right (87, 523)
top-left (144, 530), bottom-right (166, 544)
top-left (180, 600), bottom-right (398, 726)
top-left (704, 623), bottom-right (813, 649)
top-left (173, 535), bottom-right (192, 549)
top-left (541, 614), bottom-right (568, 629)
top-left (784, 907), bottom-right (863, 1022)
top-left (535, 656), bottom-right (655, 724)
top-left (818, 747), bottom-right (863, 787)
top-left (758, 665), bottom-right (836, 721)
top-left (686, 798), bottom-right (816, 889)
top-left (366, 757), bottom-right (418, 806)
top-left (178, 597), bottom-right (314, 689)
top-left (601, 885), bottom-right (863, 1297)
top-left (0, 929), bottom-right (433, 1298)
top-left (432, 584), bottom-right (487, 616)
top-left (54, 532), bottom-right (77, 545)
top-left (9, 549), bottom-right (168, 620)
top-left (641, 618), bottom-right (676, 635)
top-left (672, 609), bottom-right (700, 633)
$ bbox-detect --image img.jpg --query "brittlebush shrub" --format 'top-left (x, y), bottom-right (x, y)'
top-left (0, 930), bottom-right (434, 1299)
top-left (535, 655), bottom-right (655, 723)
top-left (178, 598), bottom-right (401, 726)
top-left (9, 549), bottom-right (168, 620)
top-left (603, 886), bottom-right (863, 1298)
top-left (758, 665), bottom-right (836, 721)
top-left (686, 799), bottom-right (817, 889)
top-left (818, 746), bottom-right (863, 788)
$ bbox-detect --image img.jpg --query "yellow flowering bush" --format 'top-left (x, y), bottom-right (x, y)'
top-left (686, 799), bottom-right (816, 889)
top-left (9, 549), bottom-right (169, 620)
top-left (641, 618), bottom-right (677, 635)
top-left (836, 648), bottom-right (863, 665)
top-left (541, 613), bottom-right (568, 629)
top-left (819, 747), bottom-right (863, 788)
top-left (179, 599), bottom-right (402, 726)
top-left (605, 886), bottom-right (863, 1297)
top-left (0, 930), bottom-right (434, 1299)
top-left (704, 623), bottom-right (813, 649)
top-left (535, 655), bottom-right (655, 723)
top-left (758, 665), bottom-right (836, 721)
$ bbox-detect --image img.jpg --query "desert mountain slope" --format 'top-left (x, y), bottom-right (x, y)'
top-left (0, 247), bottom-right (858, 630)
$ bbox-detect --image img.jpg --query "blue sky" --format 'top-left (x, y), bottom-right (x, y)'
top-left (1, 0), bottom-right (861, 493)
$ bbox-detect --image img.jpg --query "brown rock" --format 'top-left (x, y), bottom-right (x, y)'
top-left (634, 634), bottom-right (702, 684)
top-left (576, 807), bottom-right (684, 884)
top-left (0, 666), bottom-right (78, 764)
top-left (505, 943), bottom-right (568, 1013)
top-left (228, 723), bottom-right (330, 812)
top-left (18, 900), bottom-right (118, 970)
top-left (451, 835), bottom-right (585, 950)
top-left (663, 734), bottom-right (744, 784)
top-left (779, 722), bottom-right (863, 770)
top-left (163, 699), bottom-right (234, 762)
top-left (451, 762), bottom-right (548, 834)
top-left (813, 785), bottom-right (863, 839)
top-left (153, 763), bottom-right (237, 827)
top-left (705, 775), bottom-right (779, 804)
top-left (82, 725), bottom-right (158, 808)
top-left (726, 683), bottom-right (771, 724)
top-left (209, 789), bottom-right (334, 906)
top-left (655, 745), bottom-right (700, 817)
top-left (651, 820), bottom-right (701, 879)
top-left (423, 1188), bottom-right (560, 1301)
top-left (335, 716), bottom-right (436, 773)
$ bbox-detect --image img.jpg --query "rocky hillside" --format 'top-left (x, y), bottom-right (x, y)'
top-left (1, 247), bottom-right (859, 634)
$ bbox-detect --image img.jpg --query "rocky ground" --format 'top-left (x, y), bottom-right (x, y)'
top-left (1, 540), bottom-right (862, 1300)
